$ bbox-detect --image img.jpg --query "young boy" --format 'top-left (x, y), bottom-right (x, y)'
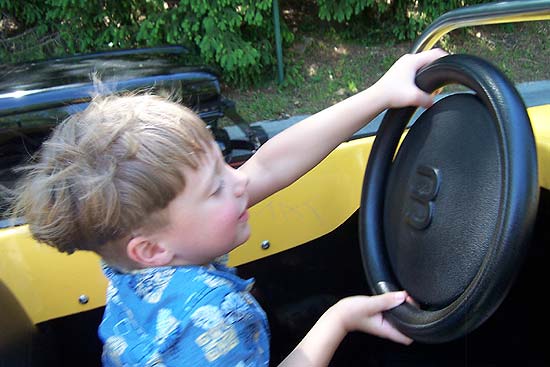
top-left (13, 49), bottom-right (446, 366)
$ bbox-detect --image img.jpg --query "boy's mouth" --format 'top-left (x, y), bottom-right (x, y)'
top-left (238, 209), bottom-right (249, 222)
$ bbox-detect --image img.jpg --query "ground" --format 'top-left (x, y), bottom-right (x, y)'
top-left (224, 20), bottom-right (550, 123)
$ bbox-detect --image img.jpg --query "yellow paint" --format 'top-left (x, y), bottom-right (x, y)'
top-left (0, 226), bottom-right (107, 324)
top-left (229, 137), bottom-right (374, 266)
top-left (0, 104), bottom-right (548, 324)
top-left (529, 105), bottom-right (550, 189)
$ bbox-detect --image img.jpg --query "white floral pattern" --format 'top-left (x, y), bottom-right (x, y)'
top-left (190, 305), bottom-right (224, 329)
top-left (221, 292), bottom-right (252, 324)
top-left (99, 263), bottom-right (269, 366)
top-left (155, 308), bottom-right (180, 345)
top-left (145, 351), bottom-right (166, 367)
top-left (103, 336), bottom-right (128, 366)
top-left (196, 273), bottom-right (230, 288)
top-left (132, 268), bottom-right (176, 303)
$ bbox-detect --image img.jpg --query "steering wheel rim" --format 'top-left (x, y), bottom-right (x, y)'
top-left (359, 54), bottom-right (539, 343)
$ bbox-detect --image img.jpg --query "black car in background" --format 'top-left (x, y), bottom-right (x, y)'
top-left (0, 45), bottom-right (266, 224)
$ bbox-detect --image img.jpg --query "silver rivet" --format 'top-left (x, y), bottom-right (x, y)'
top-left (78, 295), bottom-right (89, 304)
top-left (261, 240), bottom-right (270, 250)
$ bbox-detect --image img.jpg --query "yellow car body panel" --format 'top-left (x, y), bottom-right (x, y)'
top-left (530, 105), bottom-right (550, 189)
top-left (229, 136), bottom-right (374, 266)
top-left (0, 226), bottom-right (107, 325)
top-left (1, 103), bottom-right (548, 325)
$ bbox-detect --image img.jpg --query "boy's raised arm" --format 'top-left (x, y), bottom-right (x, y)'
top-left (240, 49), bottom-right (447, 206)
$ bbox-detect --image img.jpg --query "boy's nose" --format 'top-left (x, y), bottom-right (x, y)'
top-left (233, 169), bottom-right (249, 197)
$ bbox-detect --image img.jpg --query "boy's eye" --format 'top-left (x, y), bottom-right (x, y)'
top-left (212, 179), bottom-right (225, 196)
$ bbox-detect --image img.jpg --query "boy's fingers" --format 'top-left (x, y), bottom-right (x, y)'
top-left (406, 295), bottom-right (420, 308)
top-left (415, 48), bottom-right (448, 67)
top-left (414, 51), bottom-right (447, 107)
top-left (382, 325), bottom-right (414, 345)
top-left (416, 90), bottom-right (435, 108)
top-left (366, 291), bottom-right (407, 313)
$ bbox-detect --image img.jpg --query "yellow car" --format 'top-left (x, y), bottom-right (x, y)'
top-left (1, 0), bottom-right (549, 365)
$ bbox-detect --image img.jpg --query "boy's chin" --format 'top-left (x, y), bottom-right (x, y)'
top-left (234, 229), bottom-right (251, 249)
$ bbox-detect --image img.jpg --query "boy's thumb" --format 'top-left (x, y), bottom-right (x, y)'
top-left (417, 90), bottom-right (435, 109)
top-left (368, 291), bottom-right (407, 313)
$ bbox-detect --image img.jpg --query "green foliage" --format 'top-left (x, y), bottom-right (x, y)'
top-left (1, 0), bottom-right (491, 86)
top-left (0, 0), bottom-right (44, 26)
top-left (316, 0), bottom-right (490, 41)
top-left (317, 0), bottom-right (385, 23)
top-left (0, 0), bottom-right (293, 87)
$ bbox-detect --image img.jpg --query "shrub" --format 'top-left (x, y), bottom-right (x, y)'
top-left (1, 0), bottom-right (489, 86)
top-left (0, 0), bottom-right (294, 87)
top-left (316, 0), bottom-right (490, 41)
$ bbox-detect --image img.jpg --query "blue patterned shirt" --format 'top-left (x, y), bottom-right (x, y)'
top-left (99, 261), bottom-right (270, 366)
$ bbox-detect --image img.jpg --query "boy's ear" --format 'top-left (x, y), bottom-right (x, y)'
top-left (126, 236), bottom-right (173, 267)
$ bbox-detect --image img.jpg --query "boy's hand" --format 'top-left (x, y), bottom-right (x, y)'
top-left (279, 291), bottom-right (413, 366)
top-left (373, 48), bottom-right (448, 109)
top-left (331, 292), bottom-right (414, 345)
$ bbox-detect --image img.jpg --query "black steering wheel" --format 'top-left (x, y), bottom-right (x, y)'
top-left (359, 54), bottom-right (539, 343)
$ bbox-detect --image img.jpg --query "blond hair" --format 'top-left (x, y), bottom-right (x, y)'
top-left (13, 94), bottom-right (213, 266)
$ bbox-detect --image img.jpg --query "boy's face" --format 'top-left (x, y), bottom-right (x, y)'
top-left (151, 142), bottom-right (251, 266)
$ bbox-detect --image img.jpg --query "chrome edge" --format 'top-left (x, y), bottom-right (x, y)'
top-left (411, 0), bottom-right (550, 54)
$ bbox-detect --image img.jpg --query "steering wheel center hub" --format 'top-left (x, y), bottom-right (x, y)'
top-left (385, 94), bottom-right (502, 309)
